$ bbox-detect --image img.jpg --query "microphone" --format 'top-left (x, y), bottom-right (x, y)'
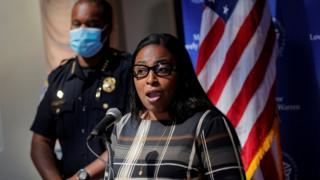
top-left (87, 108), bottom-right (122, 141)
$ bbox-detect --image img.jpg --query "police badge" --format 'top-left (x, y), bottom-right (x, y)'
top-left (102, 77), bottom-right (116, 93)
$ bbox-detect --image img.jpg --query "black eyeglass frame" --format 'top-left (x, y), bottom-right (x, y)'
top-left (132, 62), bottom-right (177, 79)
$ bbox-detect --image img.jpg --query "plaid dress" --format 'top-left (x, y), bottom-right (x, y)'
top-left (109, 110), bottom-right (246, 179)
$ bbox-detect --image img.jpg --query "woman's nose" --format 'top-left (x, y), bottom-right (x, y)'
top-left (146, 70), bottom-right (158, 85)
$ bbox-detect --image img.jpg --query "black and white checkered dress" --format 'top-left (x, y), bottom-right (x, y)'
top-left (108, 110), bottom-right (246, 180)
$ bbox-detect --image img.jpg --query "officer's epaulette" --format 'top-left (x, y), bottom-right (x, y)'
top-left (59, 56), bottom-right (76, 67)
top-left (113, 48), bottom-right (132, 64)
top-left (108, 48), bottom-right (131, 71)
top-left (47, 56), bottom-right (76, 84)
top-left (108, 48), bottom-right (119, 58)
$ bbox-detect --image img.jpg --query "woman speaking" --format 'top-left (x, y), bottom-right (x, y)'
top-left (108, 33), bottom-right (246, 179)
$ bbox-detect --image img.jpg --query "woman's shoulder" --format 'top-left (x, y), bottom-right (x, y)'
top-left (188, 108), bottom-right (226, 122)
top-left (117, 112), bottom-right (132, 126)
top-left (187, 108), bottom-right (232, 132)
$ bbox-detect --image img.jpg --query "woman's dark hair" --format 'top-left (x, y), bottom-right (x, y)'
top-left (130, 33), bottom-right (215, 121)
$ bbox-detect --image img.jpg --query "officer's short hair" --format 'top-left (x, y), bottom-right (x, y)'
top-left (75, 0), bottom-right (113, 29)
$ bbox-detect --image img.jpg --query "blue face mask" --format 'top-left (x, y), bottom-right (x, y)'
top-left (69, 27), bottom-right (106, 58)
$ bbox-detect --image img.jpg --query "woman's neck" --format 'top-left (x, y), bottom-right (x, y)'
top-left (141, 110), bottom-right (171, 121)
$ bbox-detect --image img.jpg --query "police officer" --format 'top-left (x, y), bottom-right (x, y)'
top-left (30, 0), bottom-right (130, 179)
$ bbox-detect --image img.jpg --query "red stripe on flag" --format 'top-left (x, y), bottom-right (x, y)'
top-left (227, 25), bottom-right (276, 127)
top-left (241, 85), bottom-right (276, 170)
top-left (196, 18), bottom-right (225, 74)
top-left (206, 0), bottom-right (267, 104)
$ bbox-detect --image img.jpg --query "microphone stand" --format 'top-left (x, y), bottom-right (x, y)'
top-left (104, 140), bottom-right (114, 180)
top-left (86, 135), bottom-right (114, 180)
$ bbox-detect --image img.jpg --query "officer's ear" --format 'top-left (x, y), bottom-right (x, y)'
top-left (103, 24), bottom-right (112, 36)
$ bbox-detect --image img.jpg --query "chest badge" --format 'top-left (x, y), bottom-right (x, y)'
top-left (102, 77), bottom-right (116, 93)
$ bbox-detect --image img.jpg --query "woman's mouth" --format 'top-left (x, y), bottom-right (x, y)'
top-left (146, 91), bottom-right (162, 103)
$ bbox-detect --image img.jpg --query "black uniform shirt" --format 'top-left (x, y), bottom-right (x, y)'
top-left (31, 48), bottom-right (131, 177)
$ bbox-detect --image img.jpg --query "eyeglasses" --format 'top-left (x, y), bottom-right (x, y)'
top-left (132, 62), bottom-right (176, 79)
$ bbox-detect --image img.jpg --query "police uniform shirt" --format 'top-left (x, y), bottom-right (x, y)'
top-left (30, 48), bottom-right (131, 177)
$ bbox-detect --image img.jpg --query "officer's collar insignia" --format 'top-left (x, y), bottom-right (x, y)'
top-left (102, 76), bottom-right (116, 93)
top-left (100, 59), bottom-right (109, 72)
top-left (70, 61), bottom-right (76, 74)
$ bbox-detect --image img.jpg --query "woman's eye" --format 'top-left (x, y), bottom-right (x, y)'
top-left (158, 67), bottom-right (169, 73)
top-left (156, 65), bottom-right (171, 74)
top-left (136, 68), bottom-right (147, 75)
top-left (137, 69), bottom-right (145, 74)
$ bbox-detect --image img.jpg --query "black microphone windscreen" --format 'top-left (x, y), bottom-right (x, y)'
top-left (106, 108), bottom-right (122, 124)
top-left (87, 107), bottom-right (122, 141)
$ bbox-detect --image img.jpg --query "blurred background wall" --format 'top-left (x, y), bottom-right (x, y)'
top-left (0, 0), bottom-right (46, 179)
top-left (0, 0), bottom-right (176, 179)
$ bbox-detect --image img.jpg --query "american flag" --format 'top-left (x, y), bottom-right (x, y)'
top-left (196, 0), bottom-right (284, 179)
